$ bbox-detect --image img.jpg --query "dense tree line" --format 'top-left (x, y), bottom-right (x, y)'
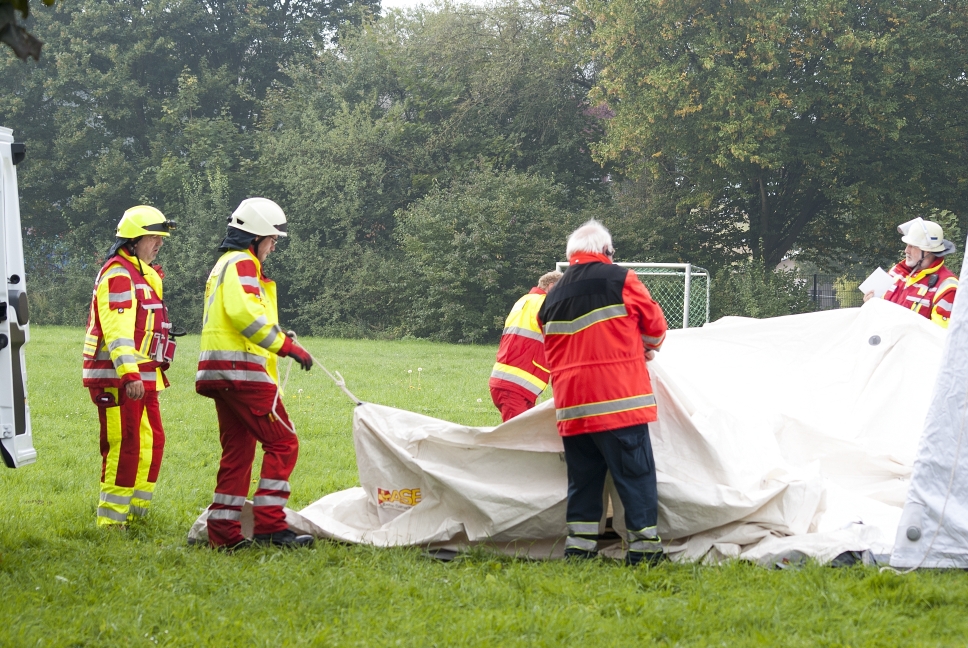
top-left (2, 0), bottom-right (965, 340)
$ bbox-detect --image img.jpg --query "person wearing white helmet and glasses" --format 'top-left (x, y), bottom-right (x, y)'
top-left (82, 205), bottom-right (178, 528)
top-left (196, 198), bottom-right (315, 550)
top-left (864, 217), bottom-right (959, 328)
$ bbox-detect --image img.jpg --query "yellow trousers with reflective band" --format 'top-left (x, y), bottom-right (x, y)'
top-left (95, 387), bottom-right (166, 526)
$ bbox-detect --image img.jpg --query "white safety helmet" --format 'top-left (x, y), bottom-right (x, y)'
top-left (898, 217), bottom-right (954, 256)
top-left (228, 198), bottom-right (289, 237)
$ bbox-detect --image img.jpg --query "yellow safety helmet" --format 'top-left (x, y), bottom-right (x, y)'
top-left (116, 205), bottom-right (176, 239)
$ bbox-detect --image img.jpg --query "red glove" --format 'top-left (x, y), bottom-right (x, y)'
top-left (284, 341), bottom-right (313, 371)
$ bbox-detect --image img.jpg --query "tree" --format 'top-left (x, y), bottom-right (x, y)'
top-left (580, 0), bottom-right (968, 267)
top-left (256, 3), bottom-right (611, 336)
top-left (398, 168), bottom-right (586, 343)
top-left (0, 0), bottom-right (54, 60)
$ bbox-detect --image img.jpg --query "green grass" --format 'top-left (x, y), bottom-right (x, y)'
top-left (2, 326), bottom-right (967, 646)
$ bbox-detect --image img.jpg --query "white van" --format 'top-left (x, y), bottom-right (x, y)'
top-left (0, 126), bottom-right (35, 467)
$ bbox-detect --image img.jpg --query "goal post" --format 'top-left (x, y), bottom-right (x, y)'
top-left (555, 262), bottom-right (710, 329)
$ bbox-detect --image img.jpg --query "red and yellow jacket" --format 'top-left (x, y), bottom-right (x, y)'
top-left (537, 253), bottom-right (667, 437)
top-left (489, 287), bottom-right (550, 400)
top-left (883, 257), bottom-right (958, 328)
top-left (196, 249), bottom-right (294, 394)
top-left (82, 250), bottom-right (172, 391)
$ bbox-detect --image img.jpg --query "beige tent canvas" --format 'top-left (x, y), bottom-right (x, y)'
top-left (191, 299), bottom-right (942, 565)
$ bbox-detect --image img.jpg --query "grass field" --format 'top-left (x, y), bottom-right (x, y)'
top-left (1, 326), bottom-right (967, 646)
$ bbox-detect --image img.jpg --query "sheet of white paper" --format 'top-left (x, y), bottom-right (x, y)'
top-left (859, 267), bottom-right (893, 298)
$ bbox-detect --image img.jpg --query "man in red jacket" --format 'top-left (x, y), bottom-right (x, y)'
top-left (537, 220), bottom-right (668, 566)
top-left (489, 270), bottom-right (561, 422)
top-left (864, 217), bottom-right (958, 328)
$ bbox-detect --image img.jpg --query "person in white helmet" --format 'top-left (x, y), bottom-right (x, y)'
top-left (196, 198), bottom-right (315, 550)
top-left (864, 217), bottom-right (959, 328)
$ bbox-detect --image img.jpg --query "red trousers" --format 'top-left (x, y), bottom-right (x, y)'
top-left (93, 387), bottom-right (165, 526)
top-left (490, 387), bottom-right (537, 423)
top-left (205, 390), bottom-right (299, 547)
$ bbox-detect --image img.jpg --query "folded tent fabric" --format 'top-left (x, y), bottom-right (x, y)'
top-left (189, 299), bottom-right (944, 564)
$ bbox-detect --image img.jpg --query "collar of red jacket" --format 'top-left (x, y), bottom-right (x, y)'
top-left (529, 286), bottom-right (546, 295)
top-left (568, 252), bottom-right (612, 265)
top-left (117, 249), bottom-right (165, 279)
top-left (896, 255), bottom-right (944, 278)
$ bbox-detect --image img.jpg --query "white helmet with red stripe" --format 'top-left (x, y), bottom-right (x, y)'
top-left (228, 198), bottom-right (288, 237)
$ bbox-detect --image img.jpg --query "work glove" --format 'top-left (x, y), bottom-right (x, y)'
top-left (288, 342), bottom-right (313, 371)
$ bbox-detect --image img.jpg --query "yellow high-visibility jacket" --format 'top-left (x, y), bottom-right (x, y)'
top-left (82, 250), bottom-right (170, 390)
top-left (195, 249), bottom-right (292, 393)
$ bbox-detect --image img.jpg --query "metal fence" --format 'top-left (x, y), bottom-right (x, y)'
top-left (808, 274), bottom-right (867, 311)
top-left (557, 262), bottom-right (710, 328)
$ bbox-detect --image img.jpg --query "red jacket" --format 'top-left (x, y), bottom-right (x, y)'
top-left (537, 253), bottom-right (667, 436)
top-left (489, 287), bottom-right (550, 400)
top-left (883, 257), bottom-right (958, 328)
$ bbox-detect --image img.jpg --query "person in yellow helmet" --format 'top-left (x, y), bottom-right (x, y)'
top-left (82, 206), bottom-right (178, 528)
top-left (197, 198), bottom-right (315, 550)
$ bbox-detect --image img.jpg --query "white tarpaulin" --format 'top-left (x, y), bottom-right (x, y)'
top-left (891, 261), bottom-right (968, 569)
top-left (190, 299), bottom-right (946, 565)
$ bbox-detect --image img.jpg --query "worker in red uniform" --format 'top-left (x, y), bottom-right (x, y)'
top-left (489, 271), bottom-right (561, 422)
top-left (864, 217), bottom-right (958, 328)
top-left (197, 197), bottom-right (316, 550)
top-left (83, 206), bottom-right (177, 527)
top-left (537, 219), bottom-right (668, 566)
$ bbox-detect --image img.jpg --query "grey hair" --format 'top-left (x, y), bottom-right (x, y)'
top-left (566, 219), bottom-right (613, 258)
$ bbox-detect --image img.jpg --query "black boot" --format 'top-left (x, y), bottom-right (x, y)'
top-left (253, 529), bottom-right (315, 547)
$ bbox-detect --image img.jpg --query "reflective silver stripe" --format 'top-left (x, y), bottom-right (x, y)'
top-left (141, 303), bottom-right (163, 310)
top-left (199, 350), bottom-right (268, 366)
top-left (103, 269), bottom-right (131, 280)
top-left (642, 333), bottom-right (664, 347)
top-left (108, 338), bottom-right (137, 351)
top-left (195, 369), bottom-right (276, 384)
top-left (212, 492), bottom-right (246, 506)
top-left (97, 507), bottom-right (129, 522)
top-left (83, 369), bottom-right (119, 379)
top-left (132, 490), bottom-right (154, 502)
top-left (258, 479), bottom-right (291, 492)
top-left (936, 298), bottom-right (955, 311)
top-left (556, 394), bottom-right (657, 421)
top-left (237, 276), bottom-right (261, 290)
top-left (253, 324), bottom-right (283, 350)
top-left (129, 506), bottom-right (149, 517)
top-left (252, 495), bottom-right (289, 507)
top-left (489, 370), bottom-right (543, 396)
top-left (629, 539), bottom-right (662, 552)
top-left (108, 291), bottom-right (132, 302)
top-left (140, 372), bottom-right (158, 382)
top-left (207, 509), bottom-right (242, 521)
top-left (543, 304), bottom-right (628, 335)
top-left (627, 526), bottom-right (659, 541)
top-left (937, 278), bottom-right (959, 293)
top-left (99, 492), bottom-right (131, 505)
top-left (905, 296), bottom-right (930, 306)
top-left (112, 354), bottom-right (137, 369)
top-left (241, 315), bottom-right (268, 339)
top-left (565, 535), bottom-right (598, 551)
top-left (204, 253), bottom-right (251, 325)
top-left (503, 326), bottom-right (543, 342)
top-left (567, 522), bottom-right (599, 535)
top-left (95, 350), bottom-right (112, 361)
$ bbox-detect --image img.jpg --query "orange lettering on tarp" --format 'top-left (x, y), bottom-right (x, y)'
top-left (377, 487), bottom-right (422, 507)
